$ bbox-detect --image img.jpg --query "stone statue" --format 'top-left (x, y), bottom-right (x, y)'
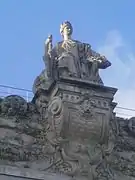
top-left (43, 21), bottom-right (111, 84)
top-left (1, 21), bottom-right (135, 180)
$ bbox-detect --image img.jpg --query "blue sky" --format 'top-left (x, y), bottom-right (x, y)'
top-left (0, 0), bottom-right (135, 117)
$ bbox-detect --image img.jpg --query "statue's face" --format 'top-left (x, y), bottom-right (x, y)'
top-left (60, 22), bottom-right (72, 37)
top-left (63, 24), bottom-right (72, 36)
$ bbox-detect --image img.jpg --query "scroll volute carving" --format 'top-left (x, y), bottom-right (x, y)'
top-left (46, 96), bottom-right (67, 146)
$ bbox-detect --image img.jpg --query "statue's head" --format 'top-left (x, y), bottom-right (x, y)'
top-left (60, 21), bottom-right (73, 37)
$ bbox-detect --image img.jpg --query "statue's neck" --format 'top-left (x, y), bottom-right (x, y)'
top-left (63, 35), bottom-right (72, 41)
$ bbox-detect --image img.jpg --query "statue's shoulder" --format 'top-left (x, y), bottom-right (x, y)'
top-left (54, 41), bottom-right (63, 52)
top-left (73, 40), bottom-right (82, 44)
top-left (83, 42), bottom-right (91, 48)
top-left (54, 40), bottom-right (91, 50)
top-left (56, 41), bottom-right (63, 46)
top-left (74, 40), bottom-right (91, 47)
top-left (56, 40), bottom-right (79, 45)
top-left (73, 40), bottom-right (91, 52)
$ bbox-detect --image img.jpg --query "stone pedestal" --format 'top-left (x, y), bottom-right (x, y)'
top-left (33, 77), bottom-right (117, 180)
top-left (0, 165), bottom-right (71, 180)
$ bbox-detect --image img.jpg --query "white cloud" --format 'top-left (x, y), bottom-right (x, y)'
top-left (114, 89), bottom-right (135, 118)
top-left (97, 30), bottom-right (135, 118)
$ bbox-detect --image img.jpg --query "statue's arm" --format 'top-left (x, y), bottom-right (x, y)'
top-left (96, 55), bottom-right (111, 69)
top-left (86, 46), bottom-right (111, 69)
top-left (43, 43), bottom-right (50, 64)
top-left (43, 46), bottom-right (51, 78)
top-left (43, 35), bottom-right (54, 78)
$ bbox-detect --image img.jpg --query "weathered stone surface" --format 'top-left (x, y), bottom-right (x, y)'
top-left (0, 165), bottom-right (71, 180)
top-left (0, 95), bottom-right (27, 116)
top-left (108, 117), bottom-right (135, 179)
top-left (0, 95), bottom-right (45, 168)
top-left (0, 21), bottom-right (135, 180)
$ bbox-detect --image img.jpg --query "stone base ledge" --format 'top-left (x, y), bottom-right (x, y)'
top-left (0, 165), bottom-right (71, 180)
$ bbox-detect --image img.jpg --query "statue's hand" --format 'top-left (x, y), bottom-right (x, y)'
top-left (88, 56), bottom-right (95, 62)
top-left (100, 55), bottom-right (107, 61)
top-left (44, 35), bottom-right (53, 55)
top-left (45, 34), bottom-right (52, 46)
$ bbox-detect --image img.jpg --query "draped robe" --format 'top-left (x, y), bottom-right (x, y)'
top-left (48, 39), bottom-right (111, 84)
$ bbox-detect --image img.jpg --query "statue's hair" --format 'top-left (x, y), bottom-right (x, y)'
top-left (60, 21), bottom-right (73, 35)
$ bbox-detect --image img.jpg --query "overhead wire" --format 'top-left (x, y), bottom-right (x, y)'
top-left (0, 84), bottom-right (134, 116)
